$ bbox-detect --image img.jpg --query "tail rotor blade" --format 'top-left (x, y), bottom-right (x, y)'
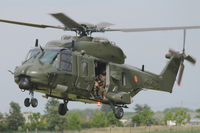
top-left (177, 63), bottom-right (185, 86)
top-left (185, 55), bottom-right (196, 64)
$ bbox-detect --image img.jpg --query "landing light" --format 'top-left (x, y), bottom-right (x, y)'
top-left (134, 75), bottom-right (138, 83)
top-left (97, 101), bottom-right (102, 107)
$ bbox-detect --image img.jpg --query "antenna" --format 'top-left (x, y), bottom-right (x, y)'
top-left (35, 39), bottom-right (38, 47)
top-left (183, 29), bottom-right (186, 54)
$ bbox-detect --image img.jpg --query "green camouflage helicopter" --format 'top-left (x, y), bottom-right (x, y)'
top-left (0, 13), bottom-right (197, 119)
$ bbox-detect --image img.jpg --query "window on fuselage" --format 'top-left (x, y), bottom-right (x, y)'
top-left (25, 48), bottom-right (40, 61)
top-left (122, 72), bottom-right (126, 86)
top-left (59, 49), bottom-right (72, 72)
top-left (39, 50), bottom-right (58, 64)
top-left (81, 61), bottom-right (88, 76)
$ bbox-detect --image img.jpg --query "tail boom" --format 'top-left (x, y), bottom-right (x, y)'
top-left (142, 55), bottom-right (181, 93)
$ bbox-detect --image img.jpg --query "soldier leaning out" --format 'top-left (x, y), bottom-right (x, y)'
top-left (93, 76), bottom-right (101, 97)
top-left (93, 74), bottom-right (106, 99)
top-left (98, 73), bottom-right (106, 99)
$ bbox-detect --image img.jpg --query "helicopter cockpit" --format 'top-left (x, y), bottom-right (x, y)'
top-left (24, 48), bottom-right (72, 71)
top-left (25, 48), bottom-right (59, 64)
top-left (39, 48), bottom-right (72, 71)
top-left (16, 47), bottom-right (73, 90)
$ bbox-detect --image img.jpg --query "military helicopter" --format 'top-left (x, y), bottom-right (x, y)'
top-left (0, 13), bottom-right (197, 119)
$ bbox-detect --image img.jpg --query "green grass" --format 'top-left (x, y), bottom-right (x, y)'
top-left (1, 127), bottom-right (200, 133)
top-left (1, 131), bottom-right (55, 133)
top-left (141, 129), bottom-right (200, 133)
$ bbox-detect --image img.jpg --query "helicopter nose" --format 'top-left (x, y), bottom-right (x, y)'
top-left (19, 77), bottom-right (32, 90)
top-left (14, 64), bottom-right (40, 83)
top-left (14, 61), bottom-right (50, 89)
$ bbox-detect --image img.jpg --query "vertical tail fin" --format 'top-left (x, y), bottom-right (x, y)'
top-left (142, 49), bottom-right (195, 93)
top-left (159, 56), bottom-right (181, 93)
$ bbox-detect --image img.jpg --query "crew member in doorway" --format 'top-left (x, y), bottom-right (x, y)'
top-left (98, 70), bottom-right (106, 99)
top-left (93, 76), bottom-right (100, 98)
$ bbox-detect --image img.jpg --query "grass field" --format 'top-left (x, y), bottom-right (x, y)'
top-left (61, 126), bottom-right (200, 133)
top-left (3, 126), bottom-right (200, 133)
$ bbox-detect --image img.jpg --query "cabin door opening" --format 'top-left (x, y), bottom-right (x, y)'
top-left (95, 61), bottom-right (106, 77)
top-left (93, 61), bottom-right (109, 99)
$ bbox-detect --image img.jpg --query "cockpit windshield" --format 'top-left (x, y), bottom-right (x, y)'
top-left (25, 48), bottom-right (40, 61)
top-left (39, 50), bottom-right (58, 64)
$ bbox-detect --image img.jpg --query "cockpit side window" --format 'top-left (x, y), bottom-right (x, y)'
top-left (39, 50), bottom-right (58, 64)
top-left (25, 49), bottom-right (40, 61)
top-left (59, 49), bottom-right (72, 72)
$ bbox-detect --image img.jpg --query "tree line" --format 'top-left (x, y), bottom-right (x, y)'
top-left (131, 104), bottom-right (192, 126)
top-left (0, 99), bottom-right (122, 132)
top-left (0, 99), bottom-right (200, 132)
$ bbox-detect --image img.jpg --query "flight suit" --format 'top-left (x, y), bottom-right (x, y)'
top-left (98, 74), bottom-right (106, 99)
top-left (93, 77), bottom-right (100, 97)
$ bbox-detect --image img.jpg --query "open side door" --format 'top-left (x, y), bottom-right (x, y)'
top-left (75, 55), bottom-right (94, 91)
top-left (93, 61), bottom-right (110, 98)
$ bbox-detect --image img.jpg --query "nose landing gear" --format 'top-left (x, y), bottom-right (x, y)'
top-left (24, 91), bottom-right (38, 108)
top-left (31, 98), bottom-right (38, 108)
top-left (24, 98), bottom-right (31, 107)
top-left (24, 98), bottom-right (38, 108)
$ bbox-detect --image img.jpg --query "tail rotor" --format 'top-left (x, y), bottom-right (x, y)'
top-left (167, 29), bottom-right (196, 86)
top-left (175, 29), bottom-right (196, 86)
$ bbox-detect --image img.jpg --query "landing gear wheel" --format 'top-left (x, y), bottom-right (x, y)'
top-left (114, 107), bottom-right (124, 119)
top-left (24, 98), bottom-right (30, 107)
top-left (31, 98), bottom-right (38, 108)
top-left (58, 103), bottom-right (68, 115)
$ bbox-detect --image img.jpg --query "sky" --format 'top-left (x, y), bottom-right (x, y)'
top-left (0, 0), bottom-right (199, 113)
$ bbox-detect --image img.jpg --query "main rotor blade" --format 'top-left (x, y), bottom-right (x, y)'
top-left (185, 55), bottom-right (196, 64)
top-left (51, 13), bottom-right (84, 31)
top-left (105, 25), bottom-right (200, 32)
top-left (96, 22), bottom-right (114, 28)
top-left (177, 63), bottom-right (185, 86)
top-left (0, 19), bottom-right (65, 29)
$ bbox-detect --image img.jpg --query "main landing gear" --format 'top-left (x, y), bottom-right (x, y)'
top-left (24, 91), bottom-right (38, 108)
top-left (109, 101), bottom-right (124, 119)
top-left (114, 106), bottom-right (124, 119)
top-left (58, 100), bottom-right (69, 115)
